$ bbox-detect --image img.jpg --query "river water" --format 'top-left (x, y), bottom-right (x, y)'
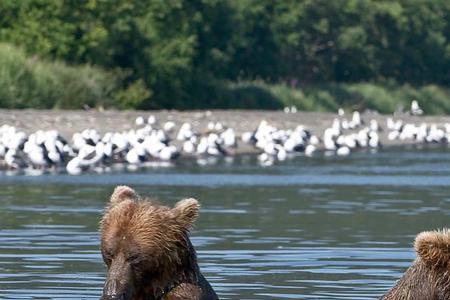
top-left (1, 147), bottom-right (450, 299)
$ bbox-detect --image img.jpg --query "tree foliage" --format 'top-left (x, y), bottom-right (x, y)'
top-left (0, 0), bottom-right (450, 108)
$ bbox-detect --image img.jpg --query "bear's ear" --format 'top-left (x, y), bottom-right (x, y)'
top-left (109, 185), bottom-right (139, 205)
top-left (173, 198), bottom-right (200, 229)
top-left (415, 228), bottom-right (450, 269)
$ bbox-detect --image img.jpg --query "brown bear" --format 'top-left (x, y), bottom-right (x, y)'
top-left (100, 185), bottom-right (219, 300)
top-left (380, 228), bottom-right (450, 300)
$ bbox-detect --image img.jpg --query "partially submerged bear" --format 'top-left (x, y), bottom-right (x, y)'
top-left (100, 186), bottom-right (218, 300)
top-left (381, 229), bottom-right (450, 300)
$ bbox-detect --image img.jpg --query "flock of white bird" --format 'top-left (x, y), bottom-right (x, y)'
top-left (0, 116), bottom-right (240, 174)
top-left (0, 100), bottom-right (445, 174)
top-left (322, 111), bottom-right (380, 156)
top-left (241, 120), bottom-right (318, 165)
top-left (387, 118), bottom-right (450, 143)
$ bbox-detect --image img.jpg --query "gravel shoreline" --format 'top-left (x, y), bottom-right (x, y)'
top-left (1, 109), bottom-right (449, 153)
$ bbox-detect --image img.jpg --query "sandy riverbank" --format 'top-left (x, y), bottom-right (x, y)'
top-left (1, 109), bottom-right (449, 152)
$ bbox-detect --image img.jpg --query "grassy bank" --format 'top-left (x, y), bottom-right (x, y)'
top-left (1, 44), bottom-right (450, 114)
top-left (218, 81), bottom-right (450, 114)
top-left (0, 43), bottom-right (149, 109)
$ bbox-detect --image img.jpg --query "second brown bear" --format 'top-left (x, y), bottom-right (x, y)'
top-left (381, 229), bottom-right (450, 300)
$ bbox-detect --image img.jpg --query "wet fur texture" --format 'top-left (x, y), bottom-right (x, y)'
top-left (381, 229), bottom-right (450, 300)
top-left (100, 186), bottom-right (218, 300)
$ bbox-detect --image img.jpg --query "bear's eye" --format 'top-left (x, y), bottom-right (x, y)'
top-left (127, 253), bottom-right (140, 264)
top-left (104, 248), bottom-right (114, 259)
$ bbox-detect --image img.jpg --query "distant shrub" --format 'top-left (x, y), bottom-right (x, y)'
top-left (0, 43), bottom-right (151, 109)
top-left (113, 79), bottom-right (152, 109)
top-left (418, 85), bottom-right (450, 115)
top-left (342, 83), bottom-right (397, 113)
top-left (212, 81), bottom-right (450, 114)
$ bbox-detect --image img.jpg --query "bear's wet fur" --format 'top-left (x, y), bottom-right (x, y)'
top-left (100, 185), bottom-right (218, 300)
top-left (381, 228), bottom-right (450, 300)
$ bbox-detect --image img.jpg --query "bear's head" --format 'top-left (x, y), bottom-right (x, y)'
top-left (100, 186), bottom-right (201, 300)
top-left (414, 228), bottom-right (450, 269)
top-left (380, 228), bottom-right (450, 299)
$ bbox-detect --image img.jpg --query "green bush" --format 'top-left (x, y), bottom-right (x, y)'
top-left (211, 81), bottom-right (450, 115)
top-left (0, 43), bottom-right (150, 109)
top-left (113, 79), bottom-right (152, 109)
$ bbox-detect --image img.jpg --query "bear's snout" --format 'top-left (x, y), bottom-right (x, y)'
top-left (102, 256), bottom-right (134, 300)
top-left (101, 278), bottom-right (132, 300)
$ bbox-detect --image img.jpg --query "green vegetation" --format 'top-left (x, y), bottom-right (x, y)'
top-left (0, 0), bottom-right (449, 112)
top-left (0, 43), bottom-right (120, 109)
top-left (206, 81), bottom-right (450, 114)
